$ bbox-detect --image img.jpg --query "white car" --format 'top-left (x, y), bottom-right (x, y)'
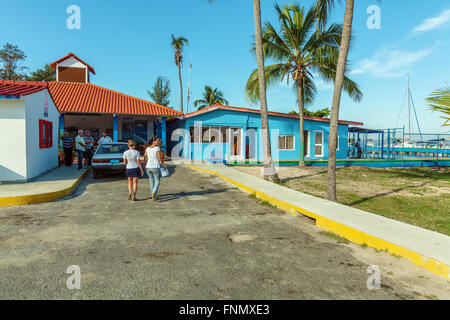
top-left (91, 142), bottom-right (128, 179)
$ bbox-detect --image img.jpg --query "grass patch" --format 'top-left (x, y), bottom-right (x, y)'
top-left (319, 231), bottom-right (350, 244)
top-left (242, 166), bottom-right (450, 236)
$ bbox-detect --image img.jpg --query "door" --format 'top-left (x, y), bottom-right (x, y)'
top-left (230, 128), bottom-right (242, 157)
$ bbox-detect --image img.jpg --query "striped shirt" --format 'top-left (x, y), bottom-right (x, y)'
top-left (62, 137), bottom-right (73, 149)
top-left (84, 136), bottom-right (94, 150)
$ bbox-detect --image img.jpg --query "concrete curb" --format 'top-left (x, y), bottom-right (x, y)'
top-left (187, 164), bottom-right (450, 280)
top-left (0, 168), bottom-right (90, 207)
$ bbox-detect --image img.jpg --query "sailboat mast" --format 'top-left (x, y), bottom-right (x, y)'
top-left (407, 73), bottom-right (411, 137)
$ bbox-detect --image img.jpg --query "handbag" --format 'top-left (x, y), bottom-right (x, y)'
top-left (160, 167), bottom-right (169, 177)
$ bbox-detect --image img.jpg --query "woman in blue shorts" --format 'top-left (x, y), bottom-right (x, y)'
top-left (123, 140), bottom-right (144, 201)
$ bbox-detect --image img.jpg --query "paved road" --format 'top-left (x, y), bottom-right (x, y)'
top-left (0, 164), bottom-right (418, 299)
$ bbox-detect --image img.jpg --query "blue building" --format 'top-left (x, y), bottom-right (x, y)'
top-left (167, 104), bottom-right (363, 163)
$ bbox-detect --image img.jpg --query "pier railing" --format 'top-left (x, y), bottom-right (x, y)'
top-left (348, 128), bottom-right (449, 163)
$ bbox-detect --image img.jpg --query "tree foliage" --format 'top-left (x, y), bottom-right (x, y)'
top-left (26, 64), bottom-right (56, 82)
top-left (427, 85), bottom-right (450, 127)
top-left (148, 76), bottom-right (171, 107)
top-left (0, 43), bottom-right (28, 80)
top-left (289, 107), bottom-right (331, 118)
top-left (245, 3), bottom-right (361, 106)
top-left (194, 85), bottom-right (229, 110)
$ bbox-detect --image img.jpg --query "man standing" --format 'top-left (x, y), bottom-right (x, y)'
top-left (84, 130), bottom-right (95, 166)
top-left (62, 132), bottom-right (74, 167)
top-left (75, 130), bottom-right (86, 170)
top-left (98, 131), bottom-right (113, 145)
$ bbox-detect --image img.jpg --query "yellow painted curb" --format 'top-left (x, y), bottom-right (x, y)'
top-left (0, 168), bottom-right (90, 207)
top-left (187, 164), bottom-right (450, 280)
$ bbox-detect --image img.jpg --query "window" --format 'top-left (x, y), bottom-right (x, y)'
top-left (190, 126), bottom-right (201, 143)
top-left (314, 131), bottom-right (323, 156)
top-left (278, 135), bottom-right (295, 150)
top-left (39, 120), bottom-right (53, 148)
top-left (336, 136), bottom-right (340, 150)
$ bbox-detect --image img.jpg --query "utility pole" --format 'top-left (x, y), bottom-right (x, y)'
top-left (186, 55), bottom-right (192, 114)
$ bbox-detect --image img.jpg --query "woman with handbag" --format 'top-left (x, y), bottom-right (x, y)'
top-left (144, 135), bottom-right (167, 201)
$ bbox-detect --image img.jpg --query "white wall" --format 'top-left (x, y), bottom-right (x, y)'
top-left (0, 99), bottom-right (27, 181)
top-left (24, 89), bottom-right (60, 180)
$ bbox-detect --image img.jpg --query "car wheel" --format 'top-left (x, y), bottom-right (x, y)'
top-left (93, 169), bottom-right (100, 179)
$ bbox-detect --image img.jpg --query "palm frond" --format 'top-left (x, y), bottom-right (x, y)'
top-left (426, 85), bottom-right (450, 126)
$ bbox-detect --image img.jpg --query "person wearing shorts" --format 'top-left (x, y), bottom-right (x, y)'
top-left (123, 140), bottom-right (144, 201)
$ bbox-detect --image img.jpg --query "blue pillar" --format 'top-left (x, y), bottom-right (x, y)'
top-left (59, 114), bottom-right (65, 148)
top-left (161, 117), bottom-right (167, 153)
top-left (113, 114), bottom-right (118, 142)
top-left (59, 114), bottom-right (65, 136)
top-left (387, 129), bottom-right (391, 159)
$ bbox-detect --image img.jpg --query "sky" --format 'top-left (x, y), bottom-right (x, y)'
top-left (0, 0), bottom-right (449, 134)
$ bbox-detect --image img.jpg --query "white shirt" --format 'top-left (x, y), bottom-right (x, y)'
top-left (98, 136), bottom-right (113, 145)
top-left (123, 149), bottom-right (141, 169)
top-left (145, 147), bottom-right (160, 169)
top-left (75, 135), bottom-right (86, 151)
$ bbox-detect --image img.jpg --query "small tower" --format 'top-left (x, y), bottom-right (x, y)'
top-left (50, 53), bottom-right (95, 83)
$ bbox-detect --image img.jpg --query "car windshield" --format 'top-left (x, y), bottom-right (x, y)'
top-left (96, 144), bottom-right (128, 154)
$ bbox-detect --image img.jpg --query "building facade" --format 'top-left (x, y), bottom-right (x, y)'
top-left (168, 104), bottom-right (363, 163)
top-left (0, 81), bottom-right (60, 182)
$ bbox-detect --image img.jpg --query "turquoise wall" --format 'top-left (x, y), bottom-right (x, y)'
top-left (167, 109), bottom-right (350, 161)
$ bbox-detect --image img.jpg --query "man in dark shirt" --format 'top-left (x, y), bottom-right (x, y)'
top-left (62, 131), bottom-right (74, 167)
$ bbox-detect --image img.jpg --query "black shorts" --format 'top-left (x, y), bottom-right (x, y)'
top-left (126, 168), bottom-right (140, 178)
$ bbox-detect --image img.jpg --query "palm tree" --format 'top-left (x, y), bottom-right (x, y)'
top-left (427, 85), bottom-right (450, 127)
top-left (253, 0), bottom-right (280, 182)
top-left (245, 3), bottom-right (362, 167)
top-left (194, 86), bottom-right (229, 110)
top-left (171, 34), bottom-right (189, 114)
top-left (207, 0), bottom-right (279, 182)
top-left (314, 0), bottom-right (357, 202)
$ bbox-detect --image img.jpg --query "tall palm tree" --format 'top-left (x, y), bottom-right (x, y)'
top-left (246, 3), bottom-right (362, 167)
top-left (207, 0), bottom-right (279, 182)
top-left (253, 0), bottom-right (280, 182)
top-left (314, 0), bottom-right (356, 202)
top-left (171, 34), bottom-right (189, 114)
top-left (427, 85), bottom-right (450, 127)
top-left (194, 86), bottom-right (229, 110)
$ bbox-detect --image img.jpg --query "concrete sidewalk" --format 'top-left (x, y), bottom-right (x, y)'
top-left (0, 167), bottom-right (89, 207)
top-left (187, 163), bottom-right (450, 280)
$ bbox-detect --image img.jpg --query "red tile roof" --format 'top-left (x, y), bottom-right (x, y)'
top-left (0, 80), bottom-right (48, 98)
top-left (50, 52), bottom-right (96, 75)
top-left (184, 104), bottom-right (364, 126)
top-left (47, 81), bottom-right (183, 116)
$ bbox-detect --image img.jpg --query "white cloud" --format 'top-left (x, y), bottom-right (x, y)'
top-left (413, 9), bottom-right (450, 32)
top-left (350, 47), bottom-right (433, 78)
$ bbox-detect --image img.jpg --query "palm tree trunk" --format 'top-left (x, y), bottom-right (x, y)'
top-left (327, 0), bottom-right (354, 202)
top-left (178, 64), bottom-right (184, 114)
top-left (253, 0), bottom-right (279, 182)
top-left (298, 80), bottom-right (305, 166)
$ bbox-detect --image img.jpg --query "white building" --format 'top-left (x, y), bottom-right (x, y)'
top-left (0, 81), bottom-right (60, 182)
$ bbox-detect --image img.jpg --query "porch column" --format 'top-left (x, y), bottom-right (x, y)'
top-left (161, 116), bottom-right (167, 153)
top-left (113, 114), bottom-right (118, 142)
top-left (59, 114), bottom-right (65, 138)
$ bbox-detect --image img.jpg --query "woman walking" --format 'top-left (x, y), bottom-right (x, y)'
top-left (123, 140), bottom-right (144, 201)
top-left (144, 135), bottom-right (167, 201)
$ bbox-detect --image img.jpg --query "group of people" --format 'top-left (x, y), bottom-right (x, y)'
top-left (62, 130), bottom-right (167, 202)
top-left (62, 130), bottom-right (113, 169)
top-left (123, 135), bottom-right (167, 202)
